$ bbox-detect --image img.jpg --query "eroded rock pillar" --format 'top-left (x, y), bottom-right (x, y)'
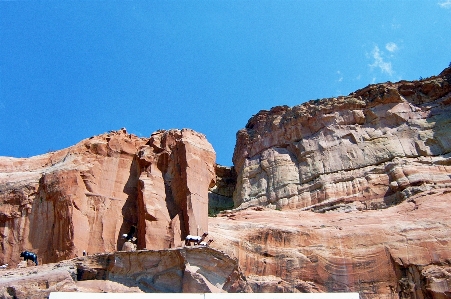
top-left (137, 129), bottom-right (215, 250)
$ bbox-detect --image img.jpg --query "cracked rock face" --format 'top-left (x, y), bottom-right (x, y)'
top-left (136, 129), bottom-right (216, 249)
top-left (232, 67), bottom-right (451, 212)
top-left (0, 128), bottom-right (216, 266)
top-left (202, 67), bottom-right (451, 298)
top-left (0, 128), bottom-right (147, 265)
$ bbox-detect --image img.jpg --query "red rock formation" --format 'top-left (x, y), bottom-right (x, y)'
top-left (0, 128), bottom-right (216, 266)
top-left (206, 67), bottom-right (451, 297)
top-left (136, 129), bottom-right (216, 249)
top-left (0, 128), bottom-right (146, 265)
top-left (2, 67), bottom-right (451, 298)
top-left (209, 188), bottom-right (451, 297)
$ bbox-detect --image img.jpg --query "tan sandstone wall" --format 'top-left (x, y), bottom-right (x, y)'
top-left (205, 67), bottom-right (451, 298)
top-left (210, 188), bottom-right (451, 297)
top-left (232, 67), bottom-right (451, 212)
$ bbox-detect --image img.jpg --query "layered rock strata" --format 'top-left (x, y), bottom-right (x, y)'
top-left (2, 67), bottom-right (451, 298)
top-left (204, 67), bottom-right (451, 298)
top-left (0, 128), bottom-right (216, 266)
top-left (209, 187), bottom-right (451, 297)
top-left (0, 248), bottom-right (250, 297)
top-left (233, 67), bottom-right (451, 211)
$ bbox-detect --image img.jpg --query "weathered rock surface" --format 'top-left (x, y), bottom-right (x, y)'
top-left (2, 68), bottom-right (451, 298)
top-left (0, 128), bottom-right (216, 266)
top-left (136, 129), bottom-right (216, 249)
top-left (209, 187), bottom-right (451, 298)
top-left (0, 128), bottom-right (147, 266)
top-left (233, 67), bottom-right (451, 212)
top-left (204, 66), bottom-right (451, 298)
top-left (0, 248), bottom-right (250, 298)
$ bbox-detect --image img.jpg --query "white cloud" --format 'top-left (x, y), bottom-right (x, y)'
top-left (385, 42), bottom-right (398, 53)
top-left (439, 0), bottom-right (451, 8)
top-left (369, 46), bottom-right (394, 76)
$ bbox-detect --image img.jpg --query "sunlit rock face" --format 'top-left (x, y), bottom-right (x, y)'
top-left (2, 66), bottom-right (451, 298)
top-left (136, 129), bottom-right (216, 250)
top-left (206, 67), bottom-right (451, 298)
top-left (233, 67), bottom-right (451, 212)
top-left (209, 188), bottom-right (451, 297)
top-left (0, 128), bottom-right (216, 266)
top-left (0, 129), bottom-right (147, 265)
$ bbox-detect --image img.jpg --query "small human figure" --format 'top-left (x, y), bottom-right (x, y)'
top-left (121, 241), bottom-right (137, 252)
top-left (121, 225), bottom-right (138, 251)
top-left (83, 250), bottom-right (86, 256)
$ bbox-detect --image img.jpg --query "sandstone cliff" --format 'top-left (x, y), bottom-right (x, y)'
top-left (0, 128), bottom-right (216, 266)
top-left (204, 67), bottom-right (451, 298)
top-left (209, 190), bottom-right (451, 297)
top-left (136, 129), bottom-right (216, 249)
top-left (233, 67), bottom-right (451, 212)
top-left (1, 68), bottom-right (451, 298)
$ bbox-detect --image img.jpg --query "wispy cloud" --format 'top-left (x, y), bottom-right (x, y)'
top-left (336, 70), bottom-right (343, 82)
top-left (369, 45), bottom-right (394, 76)
top-left (385, 42), bottom-right (398, 53)
top-left (439, 0), bottom-right (451, 8)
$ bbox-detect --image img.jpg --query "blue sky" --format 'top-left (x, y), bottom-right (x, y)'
top-left (1, 1), bottom-right (450, 166)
